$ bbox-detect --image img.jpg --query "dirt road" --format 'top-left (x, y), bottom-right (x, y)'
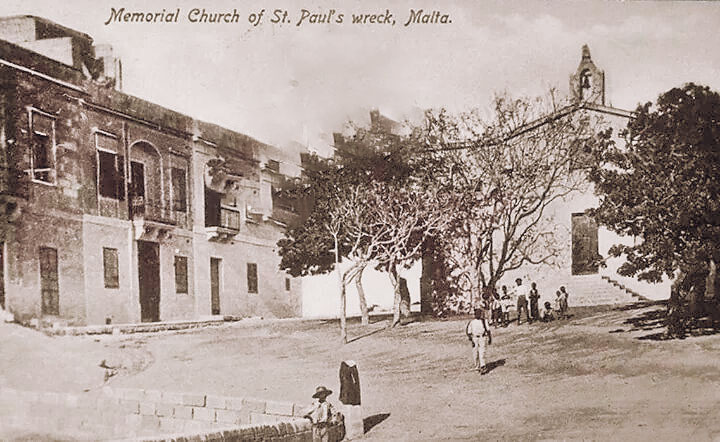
top-left (1, 303), bottom-right (719, 441)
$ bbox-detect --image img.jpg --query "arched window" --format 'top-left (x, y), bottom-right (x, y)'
top-left (580, 69), bottom-right (592, 100)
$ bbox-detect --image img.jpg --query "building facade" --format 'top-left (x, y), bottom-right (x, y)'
top-left (473, 45), bottom-right (671, 308)
top-left (0, 16), bottom-right (302, 326)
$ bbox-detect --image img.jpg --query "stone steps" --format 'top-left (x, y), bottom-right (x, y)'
top-left (563, 275), bottom-right (641, 306)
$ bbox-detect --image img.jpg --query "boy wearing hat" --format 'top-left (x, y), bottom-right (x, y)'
top-left (304, 386), bottom-right (338, 441)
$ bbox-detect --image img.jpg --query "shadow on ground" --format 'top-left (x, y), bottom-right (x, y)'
top-left (485, 358), bottom-right (506, 374)
top-left (347, 326), bottom-right (388, 344)
top-left (363, 413), bottom-right (390, 434)
top-left (610, 301), bottom-right (720, 340)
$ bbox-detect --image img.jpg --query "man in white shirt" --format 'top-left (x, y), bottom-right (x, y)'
top-left (465, 307), bottom-right (490, 374)
top-left (514, 278), bottom-right (531, 325)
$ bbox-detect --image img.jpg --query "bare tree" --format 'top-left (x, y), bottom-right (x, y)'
top-left (423, 92), bottom-right (603, 305)
top-left (352, 180), bottom-right (456, 326)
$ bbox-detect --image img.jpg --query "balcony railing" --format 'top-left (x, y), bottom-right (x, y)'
top-left (206, 205), bottom-right (241, 231)
top-left (131, 197), bottom-right (186, 226)
top-left (205, 205), bottom-right (241, 242)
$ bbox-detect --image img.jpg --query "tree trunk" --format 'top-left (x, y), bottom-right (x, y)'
top-left (355, 265), bottom-right (369, 326)
top-left (667, 271), bottom-right (686, 338)
top-left (340, 281), bottom-right (347, 343)
top-left (389, 263), bottom-right (402, 327)
top-left (706, 258), bottom-right (717, 301)
top-left (420, 238), bottom-right (435, 315)
top-left (688, 272), bottom-right (705, 319)
top-left (334, 234), bottom-right (347, 344)
top-left (399, 277), bottom-right (411, 318)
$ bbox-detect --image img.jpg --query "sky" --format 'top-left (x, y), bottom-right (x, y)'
top-left (2, 0), bottom-right (719, 157)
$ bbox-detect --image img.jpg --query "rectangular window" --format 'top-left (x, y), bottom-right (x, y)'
top-left (266, 159), bottom-right (280, 172)
top-left (174, 256), bottom-right (188, 294)
top-left (28, 110), bottom-right (56, 184)
top-left (247, 263), bottom-right (258, 294)
top-left (96, 132), bottom-right (125, 200)
top-left (285, 277), bottom-right (291, 292)
top-left (103, 247), bottom-right (119, 289)
top-left (171, 168), bottom-right (187, 212)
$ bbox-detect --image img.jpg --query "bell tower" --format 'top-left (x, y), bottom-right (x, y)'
top-left (570, 44), bottom-right (605, 105)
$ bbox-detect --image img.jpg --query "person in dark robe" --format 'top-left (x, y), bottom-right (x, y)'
top-left (339, 360), bottom-right (362, 438)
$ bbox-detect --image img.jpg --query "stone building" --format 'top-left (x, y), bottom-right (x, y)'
top-left (516, 45), bottom-right (672, 305)
top-left (0, 16), bottom-right (302, 326)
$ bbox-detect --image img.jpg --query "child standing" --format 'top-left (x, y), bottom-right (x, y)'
top-left (559, 286), bottom-right (570, 318)
top-left (500, 285), bottom-right (513, 327)
top-left (541, 301), bottom-right (555, 321)
top-left (491, 289), bottom-right (502, 327)
top-left (529, 282), bottom-right (540, 323)
top-left (466, 307), bottom-right (491, 374)
top-left (554, 290), bottom-right (563, 318)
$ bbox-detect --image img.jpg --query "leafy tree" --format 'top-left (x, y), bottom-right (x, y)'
top-left (587, 83), bottom-right (720, 331)
top-left (277, 121), bottom-right (425, 339)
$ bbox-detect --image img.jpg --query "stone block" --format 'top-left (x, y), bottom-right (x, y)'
top-left (205, 394), bottom-right (229, 409)
top-left (125, 413), bottom-right (142, 428)
top-left (216, 409), bottom-right (244, 424)
top-left (140, 414), bottom-right (160, 430)
top-left (139, 401), bottom-right (156, 415)
top-left (250, 412), bottom-right (279, 425)
top-left (292, 403), bottom-right (308, 417)
top-left (159, 416), bottom-right (184, 432)
top-left (266, 400), bottom-right (294, 416)
top-left (184, 419), bottom-right (208, 432)
top-left (162, 391), bottom-right (184, 405)
top-left (155, 402), bottom-right (174, 417)
top-left (225, 397), bottom-right (244, 411)
top-left (242, 398), bottom-right (267, 413)
top-left (174, 405), bottom-right (194, 420)
top-left (192, 406), bottom-right (216, 422)
top-left (182, 393), bottom-right (206, 407)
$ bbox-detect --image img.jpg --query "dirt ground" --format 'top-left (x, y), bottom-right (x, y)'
top-left (1, 302), bottom-right (720, 441)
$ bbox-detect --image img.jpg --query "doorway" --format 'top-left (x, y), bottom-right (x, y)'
top-left (210, 258), bottom-right (221, 315)
top-left (39, 246), bottom-right (59, 315)
top-left (571, 213), bottom-right (599, 275)
top-left (138, 240), bottom-right (160, 322)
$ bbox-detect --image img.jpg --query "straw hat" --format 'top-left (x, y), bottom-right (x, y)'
top-left (312, 386), bottom-right (333, 399)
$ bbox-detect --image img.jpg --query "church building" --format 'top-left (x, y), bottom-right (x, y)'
top-left (493, 45), bottom-right (670, 307)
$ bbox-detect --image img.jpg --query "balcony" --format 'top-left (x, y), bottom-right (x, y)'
top-left (205, 205), bottom-right (241, 242)
top-left (131, 197), bottom-right (185, 242)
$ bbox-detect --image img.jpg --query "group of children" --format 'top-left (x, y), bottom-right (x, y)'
top-left (465, 280), bottom-right (572, 375)
top-left (489, 279), bottom-right (570, 326)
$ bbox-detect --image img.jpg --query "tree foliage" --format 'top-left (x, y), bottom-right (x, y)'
top-left (587, 83), bottom-right (720, 283)
top-left (587, 83), bottom-right (720, 333)
top-left (277, 120), bottom-right (434, 335)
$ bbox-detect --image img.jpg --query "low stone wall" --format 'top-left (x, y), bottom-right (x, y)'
top-left (40, 318), bottom-right (230, 336)
top-left (105, 387), bottom-right (308, 431)
top-left (0, 386), bottom-right (343, 441)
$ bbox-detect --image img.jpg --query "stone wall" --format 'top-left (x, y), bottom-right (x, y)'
top-left (0, 386), bottom-right (343, 441)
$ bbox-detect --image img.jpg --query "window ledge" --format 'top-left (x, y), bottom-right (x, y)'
top-left (30, 178), bottom-right (57, 187)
